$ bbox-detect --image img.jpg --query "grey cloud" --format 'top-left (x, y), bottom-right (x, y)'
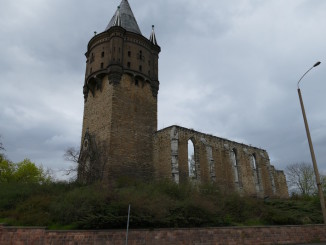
top-left (1, 0), bottom-right (326, 179)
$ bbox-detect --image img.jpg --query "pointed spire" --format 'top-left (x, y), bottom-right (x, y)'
top-left (113, 6), bottom-right (121, 27)
top-left (105, 0), bottom-right (141, 35)
top-left (149, 25), bottom-right (158, 45)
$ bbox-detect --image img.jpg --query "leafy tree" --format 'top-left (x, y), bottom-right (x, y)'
top-left (0, 158), bottom-right (52, 184)
top-left (14, 159), bottom-right (51, 183)
top-left (0, 158), bottom-right (15, 183)
top-left (286, 162), bottom-right (317, 196)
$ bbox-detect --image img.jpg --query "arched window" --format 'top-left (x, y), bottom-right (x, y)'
top-left (188, 139), bottom-right (196, 178)
top-left (250, 154), bottom-right (261, 192)
top-left (230, 149), bottom-right (239, 183)
top-left (250, 154), bottom-right (257, 170)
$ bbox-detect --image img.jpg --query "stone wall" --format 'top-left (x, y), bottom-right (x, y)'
top-left (80, 73), bottom-right (157, 183)
top-left (1, 224), bottom-right (326, 245)
top-left (107, 74), bottom-right (157, 181)
top-left (154, 126), bottom-right (288, 198)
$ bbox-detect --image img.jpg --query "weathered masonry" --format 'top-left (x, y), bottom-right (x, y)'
top-left (78, 0), bottom-right (160, 184)
top-left (78, 0), bottom-right (288, 198)
top-left (154, 126), bottom-right (288, 198)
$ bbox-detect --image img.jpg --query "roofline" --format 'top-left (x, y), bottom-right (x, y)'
top-left (155, 125), bottom-right (267, 152)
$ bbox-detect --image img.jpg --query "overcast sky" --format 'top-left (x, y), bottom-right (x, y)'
top-left (0, 0), bottom-right (326, 179)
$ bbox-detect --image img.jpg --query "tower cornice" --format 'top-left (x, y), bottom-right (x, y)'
top-left (86, 27), bottom-right (160, 57)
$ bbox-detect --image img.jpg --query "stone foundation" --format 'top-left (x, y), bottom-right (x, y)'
top-left (1, 224), bottom-right (325, 245)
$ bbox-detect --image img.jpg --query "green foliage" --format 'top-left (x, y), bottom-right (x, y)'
top-left (0, 158), bottom-right (15, 183)
top-left (0, 179), bottom-right (325, 229)
top-left (262, 196), bottom-right (323, 225)
top-left (0, 158), bottom-right (52, 184)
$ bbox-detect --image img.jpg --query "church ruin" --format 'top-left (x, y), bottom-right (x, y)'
top-left (78, 0), bottom-right (288, 198)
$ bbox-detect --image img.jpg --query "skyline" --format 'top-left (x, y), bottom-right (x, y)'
top-left (0, 0), bottom-right (326, 179)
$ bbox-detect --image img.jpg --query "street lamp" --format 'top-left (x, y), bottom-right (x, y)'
top-left (297, 61), bottom-right (326, 224)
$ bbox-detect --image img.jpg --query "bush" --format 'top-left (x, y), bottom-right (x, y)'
top-left (0, 179), bottom-right (325, 229)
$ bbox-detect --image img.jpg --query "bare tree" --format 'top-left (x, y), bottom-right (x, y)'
top-left (0, 135), bottom-right (5, 151)
top-left (286, 162), bottom-right (316, 196)
top-left (64, 147), bottom-right (79, 163)
top-left (322, 175), bottom-right (326, 195)
top-left (63, 147), bottom-right (80, 176)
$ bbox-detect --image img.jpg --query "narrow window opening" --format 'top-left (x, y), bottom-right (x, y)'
top-left (128, 51), bottom-right (131, 57)
top-left (139, 50), bottom-right (142, 60)
top-left (251, 155), bottom-right (257, 170)
top-left (101, 52), bottom-right (105, 58)
top-left (90, 67), bottom-right (92, 73)
top-left (250, 154), bottom-right (261, 192)
top-left (135, 79), bottom-right (139, 86)
top-left (101, 63), bottom-right (104, 69)
top-left (188, 139), bottom-right (196, 179)
top-left (231, 149), bottom-right (239, 184)
top-left (127, 62), bottom-right (131, 68)
top-left (139, 65), bottom-right (142, 72)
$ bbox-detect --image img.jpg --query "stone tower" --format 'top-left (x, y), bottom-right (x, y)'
top-left (78, 0), bottom-right (160, 183)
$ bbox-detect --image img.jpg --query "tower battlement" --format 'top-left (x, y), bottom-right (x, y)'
top-left (83, 26), bottom-right (160, 102)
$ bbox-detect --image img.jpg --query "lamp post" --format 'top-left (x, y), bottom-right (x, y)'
top-left (297, 61), bottom-right (326, 224)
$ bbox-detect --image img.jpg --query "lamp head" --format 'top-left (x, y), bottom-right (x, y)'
top-left (297, 61), bottom-right (321, 89)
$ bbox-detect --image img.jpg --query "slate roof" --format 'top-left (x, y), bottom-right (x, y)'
top-left (105, 0), bottom-right (142, 35)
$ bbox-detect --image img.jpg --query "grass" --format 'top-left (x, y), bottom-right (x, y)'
top-left (0, 180), bottom-right (324, 229)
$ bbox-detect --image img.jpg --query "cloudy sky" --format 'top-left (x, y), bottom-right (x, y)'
top-left (1, 0), bottom-right (326, 179)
